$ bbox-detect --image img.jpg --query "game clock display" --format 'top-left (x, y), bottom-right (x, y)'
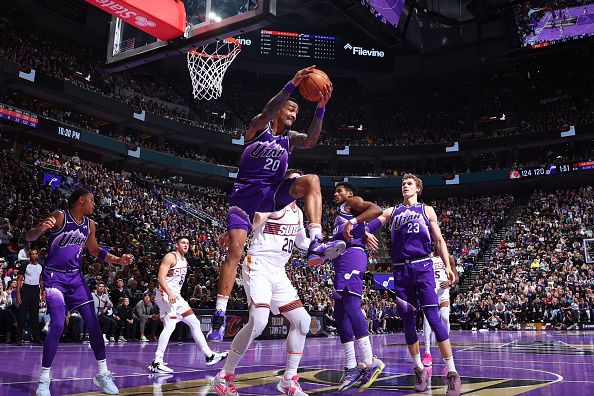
top-left (509, 161), bottom-right (593, 179)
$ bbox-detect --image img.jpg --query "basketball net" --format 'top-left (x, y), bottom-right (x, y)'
top-left (187, 37), bottom-right (241, 101)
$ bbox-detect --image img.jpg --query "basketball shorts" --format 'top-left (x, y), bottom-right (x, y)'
top-left (155, 290), bottom-right (192, 320)
top-left (393, 257), bottom-right (439, 309)
top-left (42, 270), bottom-right (93, 312)
top-left (242, 255), bottom-right (300, 315)
top-left (435, 286), bottom-right (450, 304)
top-left (227, 177), bottom-right (296, 231)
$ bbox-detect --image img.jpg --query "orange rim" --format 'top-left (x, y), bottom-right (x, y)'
top-left (188, 37), bottom-right (241, 59)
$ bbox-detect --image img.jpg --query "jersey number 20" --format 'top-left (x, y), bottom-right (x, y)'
top-left (264, 158), bottom-right (280, 171)
top-left (282, 238), bottom-right (294, 253)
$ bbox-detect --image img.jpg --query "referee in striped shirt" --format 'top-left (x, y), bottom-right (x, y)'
top-left (16, 249), bottom-right (43, 346)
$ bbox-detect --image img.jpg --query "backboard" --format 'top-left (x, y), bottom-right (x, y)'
top-left (105, 0), bottom-right (276, 72)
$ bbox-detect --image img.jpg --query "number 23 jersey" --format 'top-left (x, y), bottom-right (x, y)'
top-left (248, 203), bottom-right (303, 266)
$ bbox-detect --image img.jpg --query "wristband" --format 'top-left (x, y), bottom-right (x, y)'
top-left (98, 247), bottom-right (110, 262)
top-left (283, 81), bottom-right (297, 94)
top-left (349, 218), bottom-right (358, 225)
top-left (315, 107), bottom-right (325, 119)
top-left (367, 218), bottom-right (382, 234)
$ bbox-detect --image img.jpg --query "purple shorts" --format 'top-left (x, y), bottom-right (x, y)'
top-left (332, 247), bottom-right (367, 298)
top-left (227, 177), bottom-right (296, 231)
top-left (42, 270), bottom-right (93, 312)
top-left (392, 257), bottom-right (438, 309)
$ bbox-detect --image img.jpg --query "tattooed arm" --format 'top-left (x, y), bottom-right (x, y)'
top-left (289, 82), bottom-right (334, 150)
top-left (246, 66), bottom-right (315, 141)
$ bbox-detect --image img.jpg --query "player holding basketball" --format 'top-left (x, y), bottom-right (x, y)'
top-left (207, 66), bottom-right (345, 342)
top-left (365, 174), bottom-right (462, 395)
top-left (331, 182), bottom-right (385, 392)
top-left (212, 169), bottom-right (314, 396)
top-left (422, 248), bottom-right (458, 370)
top-left (148, 236), bottom-right (227, 373)
top-left (26, 188), bottom-right (134, 396)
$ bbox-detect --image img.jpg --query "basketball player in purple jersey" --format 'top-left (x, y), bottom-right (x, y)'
top-left (365, 174), bottom-right (462, 395)
top-left (331, 182), bottom-right (385, 392)
top-left (207, 66), bottom-right (346, 342)
top-left (26, 188), bottom-right (134, 396)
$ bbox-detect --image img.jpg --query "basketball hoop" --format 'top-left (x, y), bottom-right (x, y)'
top-left (187, 37), bottom-right (241, 101)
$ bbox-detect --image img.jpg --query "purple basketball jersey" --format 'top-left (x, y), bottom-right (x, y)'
top-left (389, 203), bottom-right (432, 262)
top-left (331, 203), bottom-right (365, 248)
top-left (236, 123), bottom-right (290, 185)
top-left (45, 210), bottom-right (90, 271)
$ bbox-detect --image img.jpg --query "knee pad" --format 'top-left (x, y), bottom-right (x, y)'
top-left (251, 319), bottom-right (267, 338)
top-left (299, 312), bottom-right (311, 336)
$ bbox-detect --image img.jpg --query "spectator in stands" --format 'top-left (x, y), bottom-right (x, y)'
top-left (115, 297), bottom-right (136, 342)
top-left (92, 282), bottom-right (115, 343)
top-left (0, 280), bottom-right (16, 342)
top-left (133, 293), bottom-right (158, 342)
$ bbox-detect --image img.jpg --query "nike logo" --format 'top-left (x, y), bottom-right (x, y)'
top-left (344, 269), bottom-right (361, 280)
top-left (424, 262), bottom-right (431, 267)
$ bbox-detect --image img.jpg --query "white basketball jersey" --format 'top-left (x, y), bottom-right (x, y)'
top-left (248, 203), bottom-right (303, 266)
top-left (164, 253), bottom-right (188, 295)
top-left (432, 256), bottom-right (448, 284)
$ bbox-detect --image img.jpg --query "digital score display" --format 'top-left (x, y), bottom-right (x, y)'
top-left (509, 161), bottom-right (594, 179)
top-left (0, 103), bottom-right (38, 128)
top-left (237, 25), bottom-right (394, 72)
top-left (260, 30), bottom-right (336, 60)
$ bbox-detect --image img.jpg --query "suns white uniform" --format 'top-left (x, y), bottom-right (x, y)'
top-left (155, 253), bottom-right (192, 319)
top-left (431, 256), bottom-right (450, 303)
top-left (243, 203), bottom-right (308, 315)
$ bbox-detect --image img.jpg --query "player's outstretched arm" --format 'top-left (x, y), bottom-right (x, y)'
top-left (289, 81), bottom-right (333, 150)
top-left (157, 253), bottom-right (177, 304)
top-left (364, 207), bottom-right (393, 251)
top-left (247, 65), bottom-right (316, 141)
top-left (86, 220), bottom-right (134, 266)
top-left (425, 205), bottom-right (454, 282)
top-left (342, 196), bottom-right (382, 241)
top-left (25, 210), bottom-right (63, 241)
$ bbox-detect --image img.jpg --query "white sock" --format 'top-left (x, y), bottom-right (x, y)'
top-left (284, 353), bottom-right (302, 379)
top-left (412, 354), bottom-right (424, 370)
top-left (357, 336), bottom-right (373, 367)
top-left (423, 317), bottom-right (432, 354)
top-left (97, 359), bottom-right (109, 375)
top-left (183, 314), bottom-right (213, 357)
top-left (155, 315), bottom-right (177, 362)
top-left (308, 224), bottom-right (322, 240)
top-left (343, 341), bottom-right (357, 369)
top-left (216, 295), bottom-right (229, 312)
top-left (40, 367), bottom-right (51, 381)
top-left (444, 356), bottom-right (457, 373)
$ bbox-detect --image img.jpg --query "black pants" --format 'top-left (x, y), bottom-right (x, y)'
top-left (97, 314), bottom-right (116, 338)
top-left (17, 285), bottom-right (40, 343)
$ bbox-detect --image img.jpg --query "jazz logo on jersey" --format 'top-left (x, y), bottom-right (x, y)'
top-left (393, 210), bottom-right (421, 229)
top-left (250, 142), bottom-right (285, 159)
top-left (263, 223), bottom-right (299, 236)
top-left (344, 269), bottom-right (361, 280)
top-left (55, 230), bottom-right (87, 248)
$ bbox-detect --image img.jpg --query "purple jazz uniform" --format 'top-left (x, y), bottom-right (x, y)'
top-left (331, 204), bottom-right (367, 297)
top-left (227, 123), bottom-right (295, 231)
top-left (43, 210), bottom-right (93, 311)
top-left (389, 203), bottom-right (437, 308)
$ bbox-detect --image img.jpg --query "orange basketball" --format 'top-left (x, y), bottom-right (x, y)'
top-left (298, 69), bottom-right (331, 102)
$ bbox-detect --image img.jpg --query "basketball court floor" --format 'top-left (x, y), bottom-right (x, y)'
top-left (1, 330), bottom-right (593, 395)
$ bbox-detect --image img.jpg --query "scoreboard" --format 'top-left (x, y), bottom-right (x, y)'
top-left (260, 30), bottom-right (336, 61)
top-left (237, 25), bottom-right (394, 72)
